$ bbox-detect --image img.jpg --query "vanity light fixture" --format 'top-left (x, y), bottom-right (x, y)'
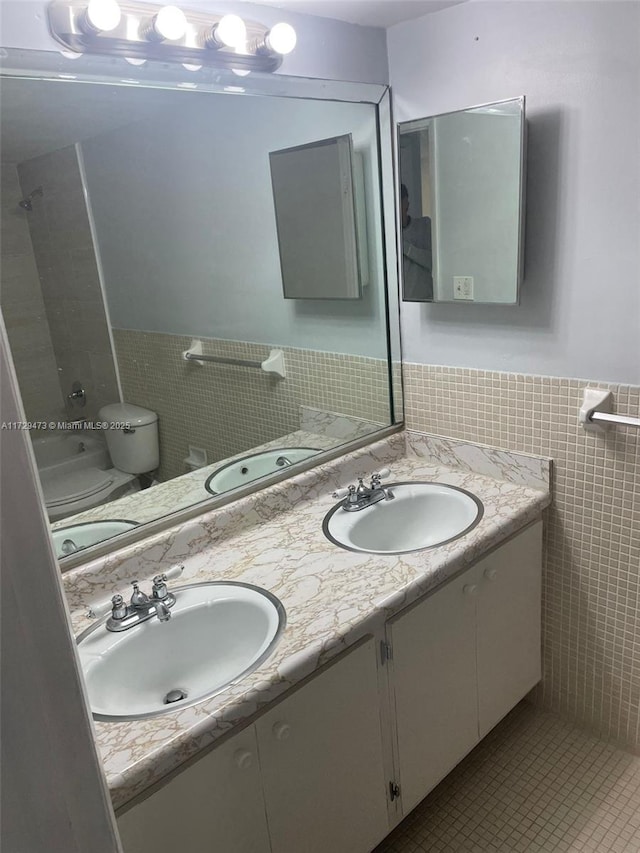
top-left (79, 0), bottom-right (121, 34)
top-left (257, 22), bottom-right (297, 56)
top-left (205, 14), bottom-right (246, 50)
top-left (142, 4), bottom-right (187, 42)
top-left (47, 0), bottom-right (298, 72)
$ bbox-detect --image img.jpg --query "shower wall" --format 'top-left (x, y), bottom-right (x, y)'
top-left (0, 166), bottom-right (63, 422)
top-left (16, 145), bottom-right (119, 422)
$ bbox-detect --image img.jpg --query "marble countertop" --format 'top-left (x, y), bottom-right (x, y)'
top-left (63, 431), bottom-right (551, 811)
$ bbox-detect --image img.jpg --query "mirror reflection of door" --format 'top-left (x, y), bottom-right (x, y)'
top-left (399, 124), bottom-right (434, 302)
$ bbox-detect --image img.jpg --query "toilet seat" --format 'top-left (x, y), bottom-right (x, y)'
top-left (41, 466), bottom-right (138, 521)
top-left (43, 468), bottom-right (117, 509)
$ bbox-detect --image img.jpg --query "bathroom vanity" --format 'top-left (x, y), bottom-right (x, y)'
top-left (117, 523), bottom-right (541, 853)
top-left (63, 431), bottom-right (550, 853)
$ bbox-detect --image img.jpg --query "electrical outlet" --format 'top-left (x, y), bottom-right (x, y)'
top-left (453, 276), bottom-right (474, 300)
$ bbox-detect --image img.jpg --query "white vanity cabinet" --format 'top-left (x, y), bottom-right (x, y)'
top-left (387, 562), bottom-right (480, 814)
top-left (117, 725), bottom-right (270, 853)
top-left (255, 636), bottom-right (388, 853)
top-left (387, 522), bottom-right (542, 816)
top-left (117, 523), bottom-right (542, 853)
top-left (117, 637), bottom-right (387, 853)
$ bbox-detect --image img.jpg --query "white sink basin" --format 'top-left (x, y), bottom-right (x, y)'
top-left (52, 520), bottom-right (138, 558)
top-left (77, 582), bottom-right (286, 721)
top-left (205, 447), bottom-right (320, 494)
top-left (323, 482), bottom-right (483, 554)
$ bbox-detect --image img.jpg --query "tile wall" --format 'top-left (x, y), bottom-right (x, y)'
top-left (114, 329), bottom-right (391, 481)
top-left (1, 167), bottom-right (63, 422)
top-left (16, 145), bottom-right (119, 422)
top-left (403, 363), bottom-right (640, 749)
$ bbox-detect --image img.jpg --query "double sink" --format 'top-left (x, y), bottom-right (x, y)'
top-left (78, 479), bottom-right (483, 721)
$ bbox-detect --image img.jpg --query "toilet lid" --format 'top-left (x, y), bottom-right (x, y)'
top-left (42, 468), bottom-right (116, 508)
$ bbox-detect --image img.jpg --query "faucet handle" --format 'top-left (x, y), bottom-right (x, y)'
top-left (87, 596), bottom-right (116, 619)
top-left (163, 564), bottom-right (185, 581)
top-left (110, 594), bottom-right (128, 621)
top-left (152, 576), bottom-right (169, 600)
top-left (332, 484), bottom-right (359, 505)
top-left (87, 593), bottom-right (126, 620)
top-left (152, 564), bottom-right (184, 599)
top-left (372, 467), bottom-right (391, 481)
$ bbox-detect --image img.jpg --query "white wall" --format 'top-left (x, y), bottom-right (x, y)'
top-left (0, 0), bottom-right (389, 84)
top-left (81, 94), bottom-right (388, 357)
top-left (388, 0), bottom-right (640, 384)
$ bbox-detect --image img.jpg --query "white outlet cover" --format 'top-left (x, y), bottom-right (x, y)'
top-left (453, 276), bottom-right (474, 300)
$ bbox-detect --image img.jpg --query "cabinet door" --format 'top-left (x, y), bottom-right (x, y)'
top-left (389, 572), bottom-right (479, 814)
top-left (256, 637), bottom-right (388, 853)
top-left (117, 726), bottom-right (270, 853)
top-left (476, 521), bottom-right (542, 737)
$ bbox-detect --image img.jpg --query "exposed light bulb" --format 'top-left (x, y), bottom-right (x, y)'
top-left (231, 67), bottom-right (251, 77)
top-left (82, 0), bottom-right (121, 33)
top-left (125, 56), bottom-right (147, 66)
top-left (182, 62), bottom-right (202, 71)
top-left (148, 5), bottom-right (187, 41)
top-left (208, 14), bottom-right (246, 49)
top-left (265, 22), bottom-right (296, 55)
top-left (60, 48), bottom-right (84, 59)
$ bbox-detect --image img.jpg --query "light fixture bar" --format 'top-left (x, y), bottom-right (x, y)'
top-left (47, 0), bottom-right (296, 72)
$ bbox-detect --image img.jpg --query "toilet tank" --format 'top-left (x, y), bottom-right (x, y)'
top-left (98, 403), bottom-right (159, 475)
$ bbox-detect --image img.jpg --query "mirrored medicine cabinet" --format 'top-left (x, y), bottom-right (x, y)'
top-left (398, 96), bottom-right (526, 305)
top-left (0, 48), bottom-right (402, 568)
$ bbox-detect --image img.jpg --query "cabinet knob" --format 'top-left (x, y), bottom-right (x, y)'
top-left (463, 584), bottom-right (479, 597)
top-left (272, 721), bottom-right (291, 741)
top-left (234, 749), bottom-right (254, 770)
top-left (484, 567), bottom-right (497, 581)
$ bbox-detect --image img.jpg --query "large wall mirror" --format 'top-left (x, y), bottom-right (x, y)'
top-left (398, 96), bottom-right (526, 304)
top-left (0, 52), bottom-right (401, 567)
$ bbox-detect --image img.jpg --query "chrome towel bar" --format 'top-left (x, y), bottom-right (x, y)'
top-left (589, 411), bottom-right (640, 429)
top-left (182, 339), bottom-right (286, 378)
top-left (185, 352), bottom-right (262, 369)
top-left (579, 388), bottom-right (640, 432)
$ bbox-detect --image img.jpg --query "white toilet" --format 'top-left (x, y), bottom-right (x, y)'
top-left (43, 403), bottom-right (159, 522)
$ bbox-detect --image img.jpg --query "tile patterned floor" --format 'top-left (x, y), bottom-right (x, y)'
top-left (375, 703), bottom-right (640, 853)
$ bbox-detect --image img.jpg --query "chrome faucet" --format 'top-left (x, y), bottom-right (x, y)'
top-left (332, 468), bottom-right (395, 512)
top-left (87, 565), bottom-right (184, 632)
top-left (275, 455), bottom-right (293, 467)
